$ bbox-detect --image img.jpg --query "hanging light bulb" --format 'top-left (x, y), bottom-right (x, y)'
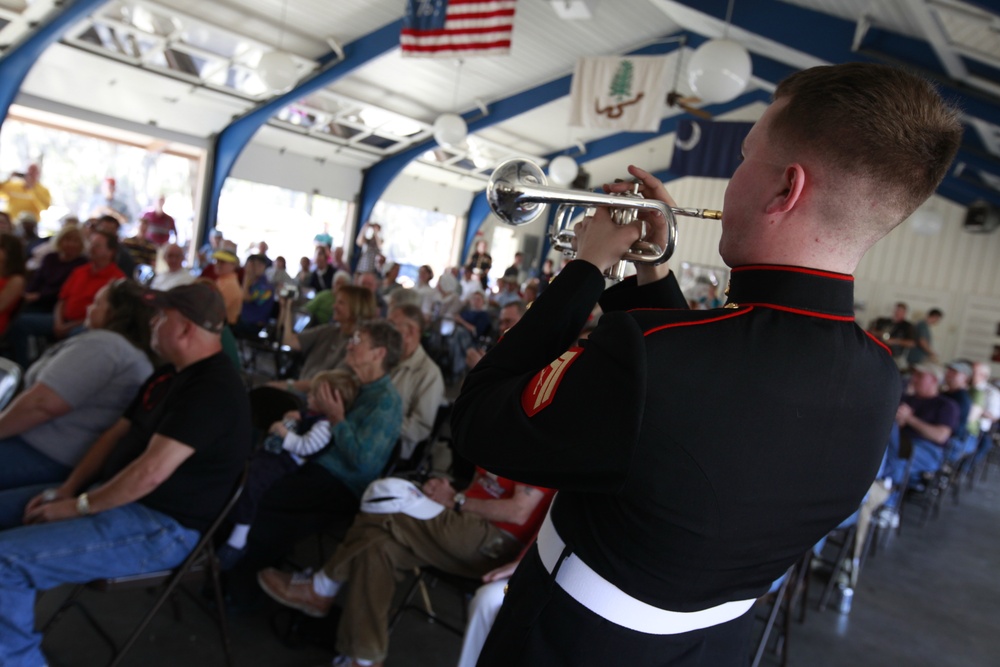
top-left (258, 50), bottom-right (300, 92)
top-left (687, 39), bottom-right (752, 104)
top-left (548, 155), bottom-right (579, 185)
top-left (433, 113), bottom-right (468, 148)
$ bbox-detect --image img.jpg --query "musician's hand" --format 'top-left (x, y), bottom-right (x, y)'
top-left (603, 165), bottom-right (677, 283)
top-left (573, 207), bottom-right (642, 275)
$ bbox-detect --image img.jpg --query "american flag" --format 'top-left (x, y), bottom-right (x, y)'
top-left (400, 0), bottom-right (518, 58)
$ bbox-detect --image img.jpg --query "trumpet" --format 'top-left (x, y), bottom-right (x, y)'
top-left (486, 158), bottom-right (721, 279)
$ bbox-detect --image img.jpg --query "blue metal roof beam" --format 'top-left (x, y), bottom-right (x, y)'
top-left (666, 0), bottom-right (1000, 124)
top-left (200, 19), bottom-right (405, 236)
top-left (356, 32), bottom-right (713, 254)
top-left (0, 0), bottom-right (108, 128)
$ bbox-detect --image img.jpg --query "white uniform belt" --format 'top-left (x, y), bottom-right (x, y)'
top-left (536, 509), bottom-right (755, 635)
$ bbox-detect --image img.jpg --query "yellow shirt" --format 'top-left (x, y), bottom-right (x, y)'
top-left (215, 273), bottom-right (242, 325)
top-left (0, 179), bottom-right (51, 219)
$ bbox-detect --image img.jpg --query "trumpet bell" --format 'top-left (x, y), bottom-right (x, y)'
top-left (487, 159), bottom-right (548, 226)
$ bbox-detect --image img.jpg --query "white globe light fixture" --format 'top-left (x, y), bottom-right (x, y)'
top-left (548, 155), bottom-right (579, 186)
top-left (687, 39), bottom-right (752, 105)
top-left (433, 113), bottom-right (468, 148)
top-left (257, 51), bottom-right (300, 92)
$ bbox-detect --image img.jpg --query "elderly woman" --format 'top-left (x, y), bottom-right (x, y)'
top-left (270, 284), bottom-right (376, 395)
top-left (0, 233), bottom-right (27, 335)
top-left (230, 319), bottom-right (403, 583)
top-left (0, 279), bottom-right (155, 501)
top-left (20, 225), bottom-right (87, 314)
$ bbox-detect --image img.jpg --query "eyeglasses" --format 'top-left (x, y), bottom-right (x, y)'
top-left (348, 331), bottom-right (364, 346)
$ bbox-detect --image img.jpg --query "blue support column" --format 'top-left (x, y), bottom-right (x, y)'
top-left (0, 0), bottom-right (107, 128)
top-left (199, 19), bottom-right (404, 246)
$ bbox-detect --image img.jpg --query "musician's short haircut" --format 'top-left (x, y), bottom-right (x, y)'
top-left (771, 63), bottom-right (961, 231)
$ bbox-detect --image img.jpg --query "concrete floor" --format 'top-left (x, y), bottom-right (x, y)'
top-left (36, 470), bottom-right (1000, 667)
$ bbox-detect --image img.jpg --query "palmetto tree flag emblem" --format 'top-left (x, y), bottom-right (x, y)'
top-left (570, 56), bottom-right (670, 131)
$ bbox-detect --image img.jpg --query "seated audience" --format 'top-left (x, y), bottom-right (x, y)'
top-left (212, 249), bottom-right (242, 326)
top-left (0, 282), bottom-right (250, 666)
top-left (357, 271), bottom-right (387, 316)
top-left (267, 255), bottom-right (295, 291)
top-left (386, 304), bottom-right (445, 460)
top-left (449, 291), bottom-right (492, 379)
top-left (234, 254), bottom-right (275, 337)
top-left (942, 360), bottom-right (976, 460)
top-left (414, 265), bottom-right (438, 319)
top-left (21, 225), bottom-right (87, 313)
top-left (6, 230), bottom-right (124, 367)
top-left (230, 320), bottom-right (403, 592)
top-left (295, 256), bottom-right (312, 289)
top-left (459, 266), bottom-right (480, 300)
top-left (436, 272), bottom-right (462, 320)
top-left (150, 243), bottom-right (195, 291)
top-left (257, 468), bottom-right (554, 667)
top-left (971, 362), bottom-right (999, 467)
top-left (15, 212), bottom-right (46, 257)
top-left (884, 363), bottom-right (960, 491)
top-left (310, 246), bottom-right (336, 293)
top-left (304, 271), bottom-right (352, 327)
top-left (0, 233), bottom-right (27, 335)
top-left (521, 278), bottom-right (540, 306)
top-left (0, 280), bottom-right (155, 503)
top-left (121, 218), bottom-right (158, 267)
top-left (465, 301), bottom-right (525, 371)
top-left (93, 215), bottom-right (137, 279)
top-left (269, 285), bottom-right (376, 395)
top-left (494, 275), bottom-right (521, 308)
top-left (218, 369), bottom-right (360, 568)
top-left (380, 262), bottom-right (402, 299)
top-left (330, 246), bottom-right (349, 273)
top-left (197, 228), bottom-right (224, 269)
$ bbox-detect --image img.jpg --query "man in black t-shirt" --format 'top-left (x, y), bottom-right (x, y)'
top-left (0, 282), bottom-right (250, 666)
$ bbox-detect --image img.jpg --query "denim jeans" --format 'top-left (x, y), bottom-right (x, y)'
top-left (0, 503), bottom-right (200, 667)
top-left (0, 436), bottom-right (72, 492)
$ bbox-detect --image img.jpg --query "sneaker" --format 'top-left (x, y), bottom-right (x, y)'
top-left (257, 568), bottom-right (334, 618)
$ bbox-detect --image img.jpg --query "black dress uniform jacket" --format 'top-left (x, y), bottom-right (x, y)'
top-left (452, 260), bottom-right (899, 612)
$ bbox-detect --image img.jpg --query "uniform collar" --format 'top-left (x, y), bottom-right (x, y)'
top-left (725, 265), bottom-right (855, 320)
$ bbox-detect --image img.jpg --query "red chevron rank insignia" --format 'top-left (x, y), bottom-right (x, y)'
top-left (521, 347), bottom-right (583, 417)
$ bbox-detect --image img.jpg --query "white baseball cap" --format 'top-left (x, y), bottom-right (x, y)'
top-left (360, 477), bottom-right (445, 520)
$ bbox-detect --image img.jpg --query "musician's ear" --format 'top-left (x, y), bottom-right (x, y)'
top-left (765, 163), bottom-right (805, 215)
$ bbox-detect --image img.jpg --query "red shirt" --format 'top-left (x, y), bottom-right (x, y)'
top-left (141, 209), bottom-right (176, 246)
top-left (59, 262), bottom-right (125, 321)
top-left (466, 467), bottom-right (554, 544)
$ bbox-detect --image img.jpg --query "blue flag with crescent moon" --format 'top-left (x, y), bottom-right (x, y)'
top-left (669, 120), bottom-right (754, 179)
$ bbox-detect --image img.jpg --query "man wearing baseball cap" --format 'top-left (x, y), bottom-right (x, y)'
top-left (0, 282), bottom-right (251, 665)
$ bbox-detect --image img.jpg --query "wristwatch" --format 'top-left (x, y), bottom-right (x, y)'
top-left (76, 493), bottom-right (91, 516)
top-left (452, 492), bottom-right (467, 513)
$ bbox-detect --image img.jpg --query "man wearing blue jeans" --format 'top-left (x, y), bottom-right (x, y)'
top-left (0, 282), bottom-right (250, 667)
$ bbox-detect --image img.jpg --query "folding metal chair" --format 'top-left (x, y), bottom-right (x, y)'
top-left (42, 465), bottom-right (249, 667)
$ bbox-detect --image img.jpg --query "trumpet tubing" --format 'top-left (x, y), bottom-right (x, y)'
top-left (486, 158), bottom-right (720, 272)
